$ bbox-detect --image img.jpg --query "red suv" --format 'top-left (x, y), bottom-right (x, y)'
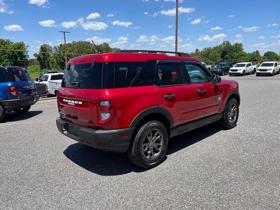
top-left (56, 50), bottom-right (240, 168)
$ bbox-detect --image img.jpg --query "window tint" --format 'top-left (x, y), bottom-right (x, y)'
top-left (0, 68), bottom-right (11, 82)
top-left (7, 67), bottom-right (31, 82)
top-left (156, 63), bottom-right (183, 86)
top-left (62, 63), bottom-right (102, 89)
top-left (103, 62), bottom-right (155, 88)
top-left (114, 63), bottom-right (145, 88)
top-left (51, 74), bottom-right (64, 80)
top-left (185, 64), bottom-right (210, 84)
top-left (40, 75), bottom-right (49, 81)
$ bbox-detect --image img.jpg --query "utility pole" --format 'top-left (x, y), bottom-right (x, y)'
top-left (59, 31), bottom-right (70, 69)
top-left (175, 0), bottom-right (179, 53)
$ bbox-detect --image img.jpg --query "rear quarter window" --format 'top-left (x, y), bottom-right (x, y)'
top-left (7, 67), bottom-right (31, 82)
top-left (62, 63), bottom-right (102, 89)
top-left (0, 68), bottom-right (12, 83)
top-left (51, 74), bottom-right (64, 80)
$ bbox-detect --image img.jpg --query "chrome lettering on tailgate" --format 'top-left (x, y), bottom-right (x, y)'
top-left (63, 99), bottom-right (83, 106)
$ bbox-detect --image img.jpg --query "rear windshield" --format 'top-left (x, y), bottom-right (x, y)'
top-left (7, 67), bottom-right (31, 82)
top-left (51, 74), bottom-right (64, 80)
top-left (63, 61), bottom-right (155, 89)
top-left (63, 63), bottom-right (102, 88)
top-left (0, 68), bottom-right (12, 82)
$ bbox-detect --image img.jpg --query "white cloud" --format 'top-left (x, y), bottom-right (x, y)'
top-left (85, 36), bottom-right (112, 44)
top-left (191, 18), bottom-right (202, 25)
top-left (267, 23), bottom-right (279, 27)
top-left (38, 19), bottom-right (56, 27)
top-left (86, 12), bottom-right (101, 20)
top-left (112, 36), bottom-right (128, 48)
top-left (210, 26), bottom-right (222, 31)
top-left (136, 35), bottom-right (160, 43)
top-left (234, 34), bottom-right (243, 43)
top-left (4, 24), bottom-right (24, 32)
top-left (258, 36), bottom-right (265, 39)
top-left (228, 14), bottom-right (234, 18)
top-left (144, 11), bottom-right (148, 15)
top-left (160, 7), bottom-right (195, 16)
top-left (28, 0), bottom-right (48, 7)
top-left (198, 33), bottom-right (227, 42)
top-left (242, 26), bottom-right (260, 32)
top-left (112, 20), bottom-right (133, 27)
top-left (80, 21), bottom-right (108, 30)
top-left (107, 13), bottom-right (114, 17)
top-left (162, 36), bottom-right (175, 43)
top-left (0, 0), bottom-right (13, 14)
top-left (61, 21), bottom-right (78, 29)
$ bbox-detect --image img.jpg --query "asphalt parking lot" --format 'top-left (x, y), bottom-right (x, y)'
top-left (1, 74), bottom-right (280, 209)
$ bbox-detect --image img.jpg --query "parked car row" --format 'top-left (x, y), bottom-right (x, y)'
top-left (202, 61), bottom-right (280, 76)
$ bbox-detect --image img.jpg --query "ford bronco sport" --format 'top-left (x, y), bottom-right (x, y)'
top-left (56, 50), bottom-right (240, 169)
top-left (0, 66), bottom-right (38, 122)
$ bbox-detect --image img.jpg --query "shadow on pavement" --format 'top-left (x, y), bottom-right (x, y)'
top-left (4, 111), bottom-right (43, 122)
top-left (64, 124), bottom-right (221, 176)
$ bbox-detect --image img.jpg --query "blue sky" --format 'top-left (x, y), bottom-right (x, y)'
top-left (1, 0), bottom-right (280, 57)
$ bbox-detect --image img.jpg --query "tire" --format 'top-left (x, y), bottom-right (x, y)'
top-left (128, 121), bottom-right (169, 169)
top-left (220, 98), bottom-right (239, 129)
top-left (242, 71), bottom-right (245, 76)
top-left (14, 106), bottom-right (31, 114)
top-left (256, 73), bottom-right (259, 77)
top-left (229, 73), bottom-right (232, 76)
top-left (0, 105), bottom-right (6, 123)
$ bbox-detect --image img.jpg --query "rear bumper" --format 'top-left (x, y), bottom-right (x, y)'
top-left (56, 118), bottom-right (133, 153)
top-left (1, 96), bottom-right (39, 111)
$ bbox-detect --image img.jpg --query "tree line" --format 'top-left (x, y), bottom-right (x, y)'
top-left (1, 39), bottom-right (280, 73)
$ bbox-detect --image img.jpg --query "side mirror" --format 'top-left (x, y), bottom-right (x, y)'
top-left (212, 74), bottom-right (221, 83)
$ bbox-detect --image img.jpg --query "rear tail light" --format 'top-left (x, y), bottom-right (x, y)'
top-left (99, 100), bottom-right (112, 121)
top-left (8, 86), bottom-right (19, 96)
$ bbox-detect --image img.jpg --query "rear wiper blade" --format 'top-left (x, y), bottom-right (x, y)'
top-left (71, 82), bottom-right (80, 87)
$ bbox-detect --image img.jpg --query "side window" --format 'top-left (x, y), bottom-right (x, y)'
top-left (0, 68), bottom-right (11, 82)
top-left (185, 64), bottom-right (210, 84)
top-left (114, 62), bottom-right (145, 88)
top-left (156, 63), bottom-right (183, 86)
top-left (51, 74), bottom-right (64, 80)
top-left (274, 63), bottom-right (277, 67)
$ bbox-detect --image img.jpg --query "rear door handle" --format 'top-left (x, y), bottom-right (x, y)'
top-left (163, 94), bottom-right (176, 101)
top-left (198, 89), bottom-right (207, 96)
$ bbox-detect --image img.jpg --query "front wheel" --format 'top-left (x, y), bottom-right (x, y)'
top-left (220, 98), bottom-right (239, 129)
top-left (0, 105), bottom-right (6, 122)
top-left (14, 106), bottom-right (31, 114)
top-left (128, 121), bottom-right (169, 169)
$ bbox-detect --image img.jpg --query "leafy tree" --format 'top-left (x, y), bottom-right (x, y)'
top-left (0, 39), bottom-right (28, 67)
top-left (34, 44), bottom-right (53, 70)
top-left (263, 51), bottom-right (279, 61)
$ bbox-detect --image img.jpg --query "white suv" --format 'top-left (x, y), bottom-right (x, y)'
top-left (36, 73), bottom-right (64, 96)
top-left (229, 62), bottom-right (256, 76)
top-left (256, 62), bottom-right (280, 76)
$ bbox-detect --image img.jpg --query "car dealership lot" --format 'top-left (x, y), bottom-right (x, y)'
top-left (1, 74), bottom-right (280, 209)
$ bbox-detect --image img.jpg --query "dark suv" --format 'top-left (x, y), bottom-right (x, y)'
top-left (211, 62), bottom-right (233, 76)
top-left (56, 50), bottom-right (240, 168)
top-left (0, 66), bottom-right (38, 122)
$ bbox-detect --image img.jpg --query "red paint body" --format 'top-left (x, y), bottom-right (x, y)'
top-left (57, 53), bottom-right (239, 130)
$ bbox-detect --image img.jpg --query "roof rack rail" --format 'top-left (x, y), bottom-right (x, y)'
top-left (116, 50), bottom-right (189, 57)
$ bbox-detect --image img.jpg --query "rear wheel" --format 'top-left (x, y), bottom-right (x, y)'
top-left (128, 121), bottom-right (169, 169)
top-left (14, 106), bottom-right (31, 114)
top-left (220, 98), bottom-right (239, 129)
top-left (0, 105), bottom-right (6, 122)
